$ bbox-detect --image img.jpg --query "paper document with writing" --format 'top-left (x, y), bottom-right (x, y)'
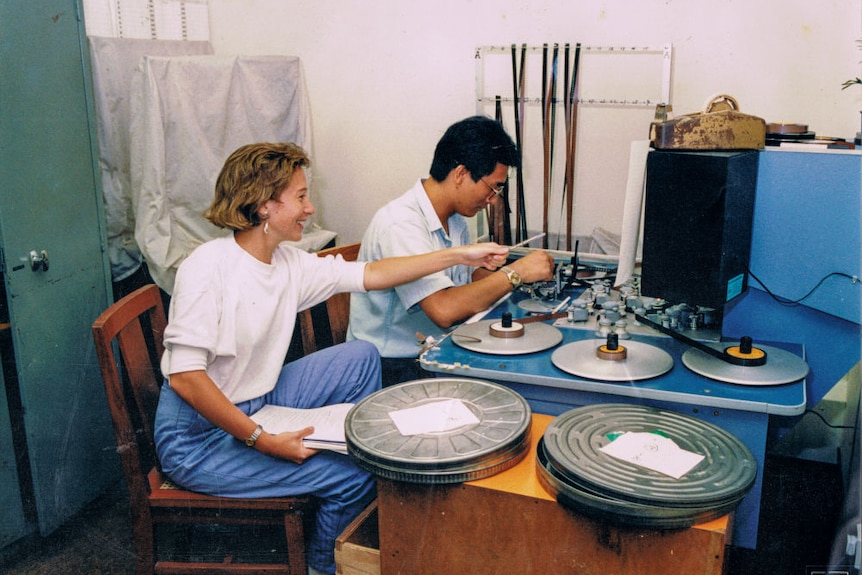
top-left (600, 431), bottom-right (704, 479)
top-left (251, 403), bottom-right (354, 454)
top-left (388, 399), bottom-right (480, 436)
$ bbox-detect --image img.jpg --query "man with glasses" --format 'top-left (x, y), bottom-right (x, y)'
top-left (347, 115), bottom-right (555, 387)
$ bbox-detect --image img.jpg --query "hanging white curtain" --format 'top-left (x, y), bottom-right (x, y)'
top-left (89, 37), bottom-right (215, 282)
top-left (85, 1), bottom-right (331, 290)
top-left (129, 54), bottom-right (319, 293)
top-left (85, 0), bottom-right (212, 281)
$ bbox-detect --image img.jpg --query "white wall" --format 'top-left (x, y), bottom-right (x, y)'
top-left (206, 0), bottom-right (862, 246)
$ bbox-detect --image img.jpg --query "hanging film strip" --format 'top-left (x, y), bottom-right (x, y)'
top-left (474, 43), bottom-right (672, 249)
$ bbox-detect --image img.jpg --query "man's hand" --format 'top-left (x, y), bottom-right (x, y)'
top-left (508, 250), bottom-right (556, 284)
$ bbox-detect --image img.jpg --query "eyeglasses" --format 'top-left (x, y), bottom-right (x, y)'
top-left (480, 177), bottom-right (506, 200)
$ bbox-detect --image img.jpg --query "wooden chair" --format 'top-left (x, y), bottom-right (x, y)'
top-left (298, 243), bottom-right (361, 354)
top-left (92, 284), bottom-right (315, 575)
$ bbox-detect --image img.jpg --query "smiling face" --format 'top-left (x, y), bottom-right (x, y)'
top-left (262, 168), bottom-right (315, 242)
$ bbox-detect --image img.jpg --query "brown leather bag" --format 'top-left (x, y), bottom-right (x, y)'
top-left (650, 94), bottom-right (766, 150)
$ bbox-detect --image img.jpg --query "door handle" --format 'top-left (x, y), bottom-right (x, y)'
top-left (29, 250), bottom-right (48, 272)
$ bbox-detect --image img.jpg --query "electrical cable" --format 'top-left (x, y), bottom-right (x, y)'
top-left (802, 409), bottom-right (857, 430)
top-left (747, 267), bottom-right (858, 307)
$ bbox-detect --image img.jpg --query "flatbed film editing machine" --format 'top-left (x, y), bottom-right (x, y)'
top-left (414, 148), bottom-right (811, 550)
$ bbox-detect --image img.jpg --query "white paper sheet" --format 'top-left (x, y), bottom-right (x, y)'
top-left (600, 431), bottom-right (704, 479)
top-left (251, 403), bottom-right (353, 454)
top-left (388, 399), bottom-right (480, 436)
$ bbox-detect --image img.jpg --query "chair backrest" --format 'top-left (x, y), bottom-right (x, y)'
top-left (92, 284), bottom-right (167, 503)
top-left (299, 242), bottom-right (360, 355)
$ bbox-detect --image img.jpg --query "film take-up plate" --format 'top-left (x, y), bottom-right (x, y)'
top-left (451, 318), bottom-right (563, 355)
top-left (551, 339), bottom-right (673, 382)
top-left (682, 342), bottom-right (809, 386)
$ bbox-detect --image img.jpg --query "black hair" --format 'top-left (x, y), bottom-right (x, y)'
top-left (428, 116), bottom-right (519, 182)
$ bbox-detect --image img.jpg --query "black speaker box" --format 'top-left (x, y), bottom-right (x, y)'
top-left (641, 150), bottom-right (759, 310)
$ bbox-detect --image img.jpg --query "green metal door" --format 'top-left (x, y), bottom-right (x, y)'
top-left (0, 0), bottom-right (118, 537)
top-left (0, 363), bottom-right (30, 547)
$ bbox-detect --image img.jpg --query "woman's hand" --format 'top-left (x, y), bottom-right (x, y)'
top-left (255, 426), bottom-right (320, 464)
top-left (364, 241), bottom-right (509, 290)
top-left (168, 370), bottom-right (322, 464)
top-left (460, 242), bottom-right (510, 270)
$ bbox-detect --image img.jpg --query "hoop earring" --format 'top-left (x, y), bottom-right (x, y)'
top-left (263, 221), bottom-right (270, 235)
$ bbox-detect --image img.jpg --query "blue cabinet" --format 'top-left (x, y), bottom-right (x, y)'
top-left (749, 148), bottom-right (861, 324)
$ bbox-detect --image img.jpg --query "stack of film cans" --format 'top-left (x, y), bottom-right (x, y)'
top-left (536, 403), bottom-right (756, 529)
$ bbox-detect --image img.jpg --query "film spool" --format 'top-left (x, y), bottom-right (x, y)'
top-left (724, 341), bottom-right (766, 364)
top-left (488, 311), bottom-right (526, 338)
top-left (489, 321), bottom-right (526, 338)
top-left (345, 378), bottom-right (531, 484)
top-left (537, 404), bottom-right (756, 529)
top-left (596, 343), bottom-right (627, 361)
top-left (596, 333), bottom-right (627, 361)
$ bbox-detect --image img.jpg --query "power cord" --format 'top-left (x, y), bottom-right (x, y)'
top-left (803, 408), bottom-right (857, 430)
top-left (747, 267), bottom-right (858, 307)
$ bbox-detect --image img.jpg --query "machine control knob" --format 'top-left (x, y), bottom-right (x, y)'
top-left (614, 320), bottom-right (631, 339)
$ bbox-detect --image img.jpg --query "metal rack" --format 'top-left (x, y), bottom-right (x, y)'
top-left (473, 43), bottom-right (673, 249)
top-left (475, 43), bottom-right (672, 109)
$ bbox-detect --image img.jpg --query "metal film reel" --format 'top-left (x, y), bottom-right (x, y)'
top-left (537, 404), bottom-right (756, 528)
top-left (346, 378), bottom-right (532, 484)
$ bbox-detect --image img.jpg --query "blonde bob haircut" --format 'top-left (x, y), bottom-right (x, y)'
top-left (205, 142), bottom-right (310, 231)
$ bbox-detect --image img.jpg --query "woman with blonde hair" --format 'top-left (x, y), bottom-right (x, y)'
top-left (154, 142), bottom-right (509, 575)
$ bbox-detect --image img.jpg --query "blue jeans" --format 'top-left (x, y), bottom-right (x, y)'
top-left (154, 340), bottom-right (381, 574)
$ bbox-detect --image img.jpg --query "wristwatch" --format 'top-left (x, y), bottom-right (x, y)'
top-left (244, 424), bottom-right (263, 447)
top-left (500, 265), bottom-right (522, 288)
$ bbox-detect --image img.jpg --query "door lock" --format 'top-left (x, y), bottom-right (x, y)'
top-left (29, 250), bottom-right (49, 272)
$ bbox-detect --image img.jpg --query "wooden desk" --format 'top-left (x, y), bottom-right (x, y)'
top-left (374, 413), bottom-right (730, 575)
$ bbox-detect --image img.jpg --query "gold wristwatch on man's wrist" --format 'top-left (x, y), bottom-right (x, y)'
top-left (500, 265), bottom-right (522, 288)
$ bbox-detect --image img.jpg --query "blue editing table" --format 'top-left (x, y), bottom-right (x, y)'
top-left (420, 290), bottom-right (809, 550)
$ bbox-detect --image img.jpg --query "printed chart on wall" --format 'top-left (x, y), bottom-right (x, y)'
top-left (82, 0), bottom-right (210, 40)
top-left (475, 43), bottom-right (672, 260)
